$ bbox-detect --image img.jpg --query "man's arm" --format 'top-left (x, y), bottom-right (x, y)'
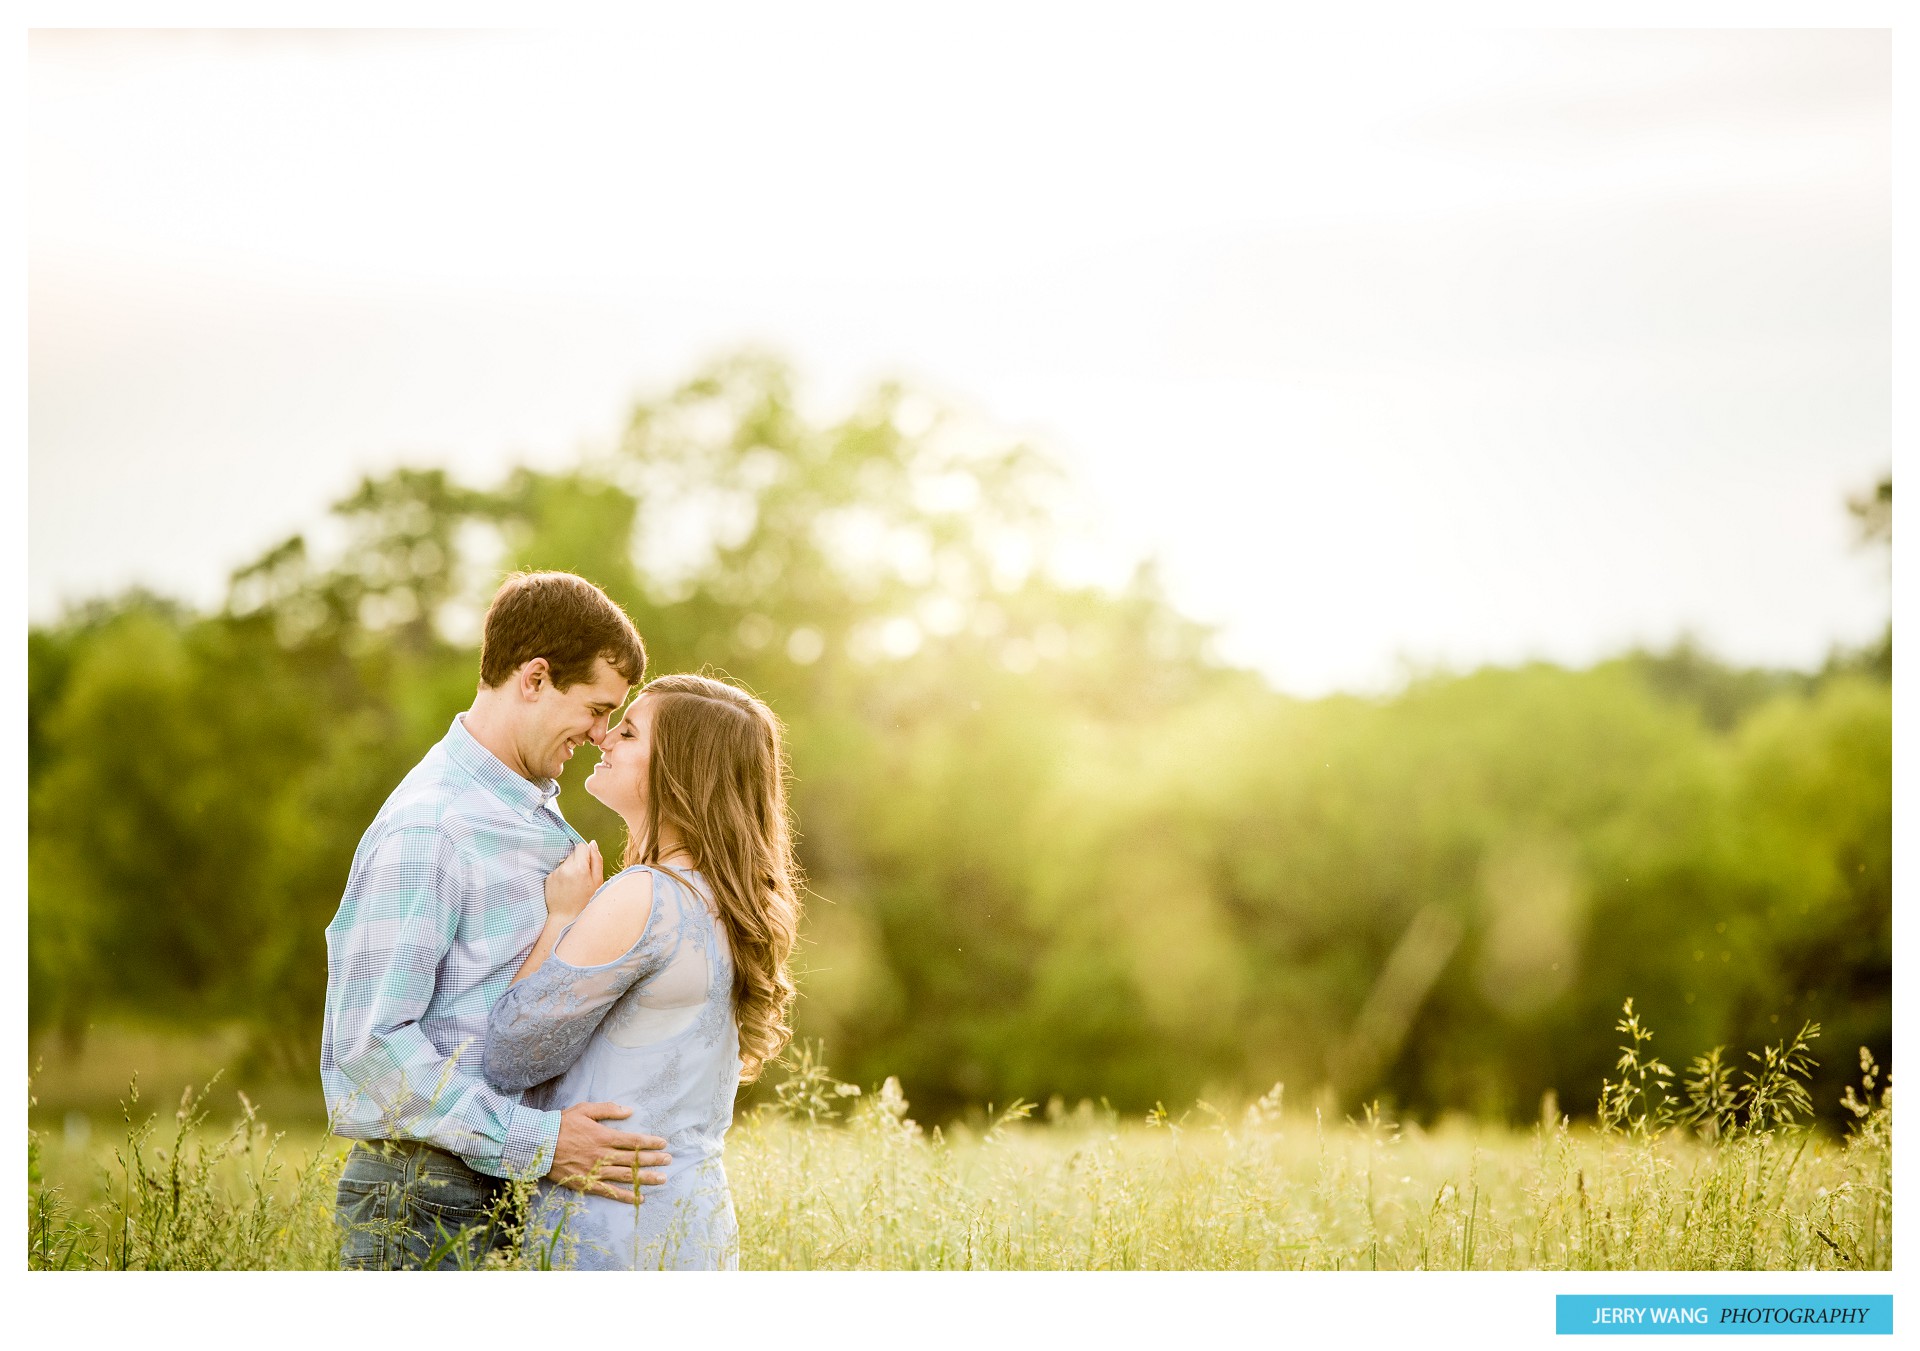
top-left (321, 825), bottom-right (671, 1198)
top-left (320, 824), bottom-right (561, 1179)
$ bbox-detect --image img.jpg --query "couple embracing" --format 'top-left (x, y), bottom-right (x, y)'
top-left (320, 571), bottom-right (801, 1270)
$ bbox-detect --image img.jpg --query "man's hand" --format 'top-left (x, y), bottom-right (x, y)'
top-left (546, 841), bottom-right (604, 923)
top-left (547, 1101), bottom-right (670, 1203)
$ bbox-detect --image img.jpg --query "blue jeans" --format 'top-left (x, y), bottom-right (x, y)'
top-left (334, 1140), bottom-right (511, 1271)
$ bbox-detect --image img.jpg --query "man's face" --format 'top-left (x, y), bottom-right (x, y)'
top-left (519, 656), bottom-right (631, 782)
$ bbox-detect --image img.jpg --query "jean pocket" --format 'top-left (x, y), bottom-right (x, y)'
top-left (335, 1177), bottom-right (399, 1271)
top-left (405, 1166), bottom-right (507, 1270)
top-left (412, 1158), bottom-right (498, 1212)
top-left (398, 1196), bottom-right (501, 1271)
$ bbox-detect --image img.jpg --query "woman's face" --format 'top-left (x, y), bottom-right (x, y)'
top-left (585, 696), bottom-right (654, 819)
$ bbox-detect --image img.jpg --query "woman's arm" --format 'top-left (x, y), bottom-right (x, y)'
top-left (552, 869), bottom-right (656, 966)
top-left (512, 840), bottom-right (604, 984)
top-left (483, 868), bottom-right (661, 1092)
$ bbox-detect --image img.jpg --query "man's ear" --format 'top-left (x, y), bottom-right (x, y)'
top-left (518, 658), bottom-right (552, 700)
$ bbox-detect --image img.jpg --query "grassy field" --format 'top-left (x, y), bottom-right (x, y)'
top-left (26, 1031), bottom-right (1891, 1272)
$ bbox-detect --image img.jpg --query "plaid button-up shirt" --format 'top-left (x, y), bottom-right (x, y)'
top-left (321, 714), bottom-right (580, 1179)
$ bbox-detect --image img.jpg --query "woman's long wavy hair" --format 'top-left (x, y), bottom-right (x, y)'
top-left (623, 673), bottom-right (802, 1081)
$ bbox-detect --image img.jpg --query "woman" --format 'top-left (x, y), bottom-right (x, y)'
top-left (483, 673), bottom-right (802, 1270)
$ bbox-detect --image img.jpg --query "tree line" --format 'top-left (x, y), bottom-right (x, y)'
top-left (28, 355), bottom-right (1891, 1124)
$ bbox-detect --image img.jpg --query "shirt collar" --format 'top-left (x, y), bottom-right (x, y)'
top-left (444, 713), bottom-right (562, 820)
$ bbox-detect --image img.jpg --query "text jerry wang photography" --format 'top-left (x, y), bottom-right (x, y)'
top-left (21, 15), bottom-right (1896, 1335)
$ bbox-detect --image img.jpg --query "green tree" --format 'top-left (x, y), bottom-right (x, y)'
top-left (26, 356), bottom-right (1892, 1126)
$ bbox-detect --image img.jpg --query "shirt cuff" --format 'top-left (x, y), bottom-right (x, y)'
top-left (491, 1102), bottom-right (563, 1182)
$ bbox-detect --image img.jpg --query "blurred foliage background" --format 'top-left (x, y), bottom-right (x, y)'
top-left (27, 355), bottom-right (1891, 1127)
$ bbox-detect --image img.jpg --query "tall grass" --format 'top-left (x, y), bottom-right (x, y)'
top-left (27, 1074), bottom-right (340, 1270)
top-left (26, 1005), bottom-right (1890, 1270)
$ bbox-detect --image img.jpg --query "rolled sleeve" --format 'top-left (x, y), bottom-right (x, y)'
top-left (492, 1101), bottom-right (565, 1182)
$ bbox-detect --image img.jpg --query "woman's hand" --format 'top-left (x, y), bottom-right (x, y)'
top-left (545, 841), bottom-right (604, 922)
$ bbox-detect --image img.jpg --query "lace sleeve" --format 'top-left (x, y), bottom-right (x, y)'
top-left (482, 874), bottom-right (678, 1092)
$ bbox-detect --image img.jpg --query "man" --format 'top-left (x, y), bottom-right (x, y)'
top-left (322, 570), bottom-right (669, 1270)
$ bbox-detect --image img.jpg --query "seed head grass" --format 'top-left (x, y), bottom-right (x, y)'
top-left (27, 1005), bottom-right (1890, 1270)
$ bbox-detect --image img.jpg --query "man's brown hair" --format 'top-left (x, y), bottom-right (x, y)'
top-left (478, 571), bottom-right (647, 690)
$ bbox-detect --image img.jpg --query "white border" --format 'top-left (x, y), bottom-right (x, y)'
top-left (11, 5), bottom-right (1909, 1347)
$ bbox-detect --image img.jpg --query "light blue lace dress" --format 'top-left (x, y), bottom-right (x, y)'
top-left (484, 864), bottom-right (741, 1270)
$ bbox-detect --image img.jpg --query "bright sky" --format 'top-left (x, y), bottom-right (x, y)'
top-left (28, 24), bottom-right (1890, 695)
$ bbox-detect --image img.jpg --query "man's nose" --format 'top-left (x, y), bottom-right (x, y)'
top-left (587, 718), bottom-right (610, 746)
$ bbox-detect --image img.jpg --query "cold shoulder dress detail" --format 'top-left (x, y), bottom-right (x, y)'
top-left (484, 864), bottom-right (740, 1270)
